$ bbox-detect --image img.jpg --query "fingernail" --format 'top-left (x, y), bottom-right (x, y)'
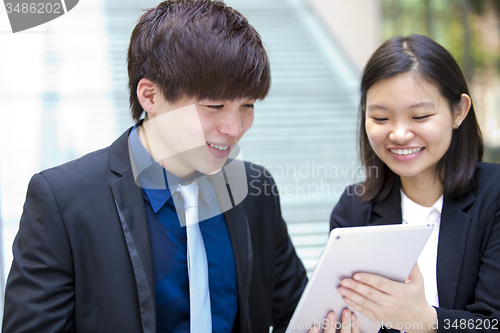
top-left (353, 274), bottom-right (362, 281)
top-left (338, 287), bottom-right (347, 295)
top-left (343, 310), bottom-right (351, 319)
top-left (341, 279), bottom-right (351, 287)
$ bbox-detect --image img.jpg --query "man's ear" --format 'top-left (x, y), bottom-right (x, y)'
top-left (137, 78), bottom-right (158, 116)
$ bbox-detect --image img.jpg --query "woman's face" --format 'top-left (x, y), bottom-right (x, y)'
top-left (365, 72), bottom-right (456, 183)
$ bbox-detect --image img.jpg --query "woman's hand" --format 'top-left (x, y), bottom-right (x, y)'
top-left (337, 264), bottom-right (437, 333)
top-left (308, 309), bottom-right (361, 333)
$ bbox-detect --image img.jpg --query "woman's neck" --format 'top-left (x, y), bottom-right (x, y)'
top-left (400, 175), bottom-right (444, 207)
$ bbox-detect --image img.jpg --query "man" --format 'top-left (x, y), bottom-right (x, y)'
top-left (2, 1), bottom-right (307, 332)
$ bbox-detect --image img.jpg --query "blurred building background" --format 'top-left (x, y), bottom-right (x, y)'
top-left (311, 0), bottom-right (500, 160)
top-left (0, 0), bottom-right (499, 318)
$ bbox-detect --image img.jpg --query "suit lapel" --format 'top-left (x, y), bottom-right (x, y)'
top-left (371, 180), bottom-right (403, 226)
top-left (224, 201), bottom-right (253, 333)
top-left (436, 192), bottom-right (474, 309)
top-left (110, 129), bottom-right (156, 333)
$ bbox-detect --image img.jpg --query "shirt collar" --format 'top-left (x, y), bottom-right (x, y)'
top-left (401, 189), bottom-right (443, 225)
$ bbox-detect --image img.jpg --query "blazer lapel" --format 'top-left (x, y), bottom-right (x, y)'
top-left (436, 191), bottom-right (475, 309)
top-left (110, 129), bottom-right (156, 333)
top-left (371, 180), bottom-right (403, 226)
top-left (224, 201), bottom-right (253, 333)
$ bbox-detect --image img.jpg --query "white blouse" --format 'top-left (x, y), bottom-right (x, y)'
top-left (401, 190), bottom-right (442, 307)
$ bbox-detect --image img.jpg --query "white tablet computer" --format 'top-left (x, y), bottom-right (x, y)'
top-left (286, 224), bottom-right (434, 333)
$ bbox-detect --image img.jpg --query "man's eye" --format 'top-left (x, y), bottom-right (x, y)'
top-left (207, 105), bottom-right (224, 109)
top-left (243, 104), bottom-right (254, 109)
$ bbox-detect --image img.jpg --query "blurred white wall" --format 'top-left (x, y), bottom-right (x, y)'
top-left (0, 0), bottom-right (124, 291)
top-left (307, 0), bottom-right (382, 72)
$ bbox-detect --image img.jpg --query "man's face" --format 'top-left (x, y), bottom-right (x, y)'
top-left (142, 94), bottom-right (255, 179)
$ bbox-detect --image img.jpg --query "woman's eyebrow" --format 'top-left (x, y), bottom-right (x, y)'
top-left (366, 104), bottom-right (389, 111)
top-left (367, 101), bottom-right (435, 112)
top-left (408, 101), bottom-right (435, 109)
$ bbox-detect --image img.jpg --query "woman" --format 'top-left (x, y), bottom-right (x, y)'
top-left (328, 34), bottom-right (500, 333)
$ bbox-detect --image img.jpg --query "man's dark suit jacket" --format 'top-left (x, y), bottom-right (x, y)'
top-left (330, 162), bottom-right (500, 332)
top-left (3, 128), bottom-right (307, 333)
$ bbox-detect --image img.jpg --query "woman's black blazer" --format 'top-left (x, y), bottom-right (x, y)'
top-left (330, 162), bottom-right (500, 333)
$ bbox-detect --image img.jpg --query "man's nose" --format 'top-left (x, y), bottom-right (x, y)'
top-left (219, 109), bottom-right (243, 139)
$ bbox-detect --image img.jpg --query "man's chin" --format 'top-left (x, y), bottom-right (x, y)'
top-left (205, 167), bottom-right (224, 175)
top-left (197, 157), bottom-right (227, 175)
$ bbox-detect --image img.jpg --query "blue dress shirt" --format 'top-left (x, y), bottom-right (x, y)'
top-left (128, 125), bottom-right (238, 332)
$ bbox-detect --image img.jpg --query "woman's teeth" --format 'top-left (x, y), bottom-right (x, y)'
top-left (208, 143), bottom-right (229, 151)
top-left (390, 148), bottom-right (423, 155)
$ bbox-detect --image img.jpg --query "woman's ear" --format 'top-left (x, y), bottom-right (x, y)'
top-left (137, 78), bottom-right (158, 116)
top-left (454, 93), bottom-right (471, 129)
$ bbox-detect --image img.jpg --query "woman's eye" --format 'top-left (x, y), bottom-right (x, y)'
top-left (413, 115), bottom-right (431, 120)
top-left (372, 117), bottom-right (388, 122)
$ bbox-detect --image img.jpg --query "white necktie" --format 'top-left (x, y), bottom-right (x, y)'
top-left (177, 181), bottom-right (212, 333)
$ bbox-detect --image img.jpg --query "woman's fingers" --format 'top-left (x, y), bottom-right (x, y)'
top-left (323, 311), bottom-right (338, 333)
top-left (308, 309), bottom-right (361, 333)
top-left (351, 312), bottom-right (361, 333)
top-left (307, 325), bottom-right (319, 333)
top-left (338, 281), bottom-right (383, 321)
top-left (339, 309), bottom-right (353, 333)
